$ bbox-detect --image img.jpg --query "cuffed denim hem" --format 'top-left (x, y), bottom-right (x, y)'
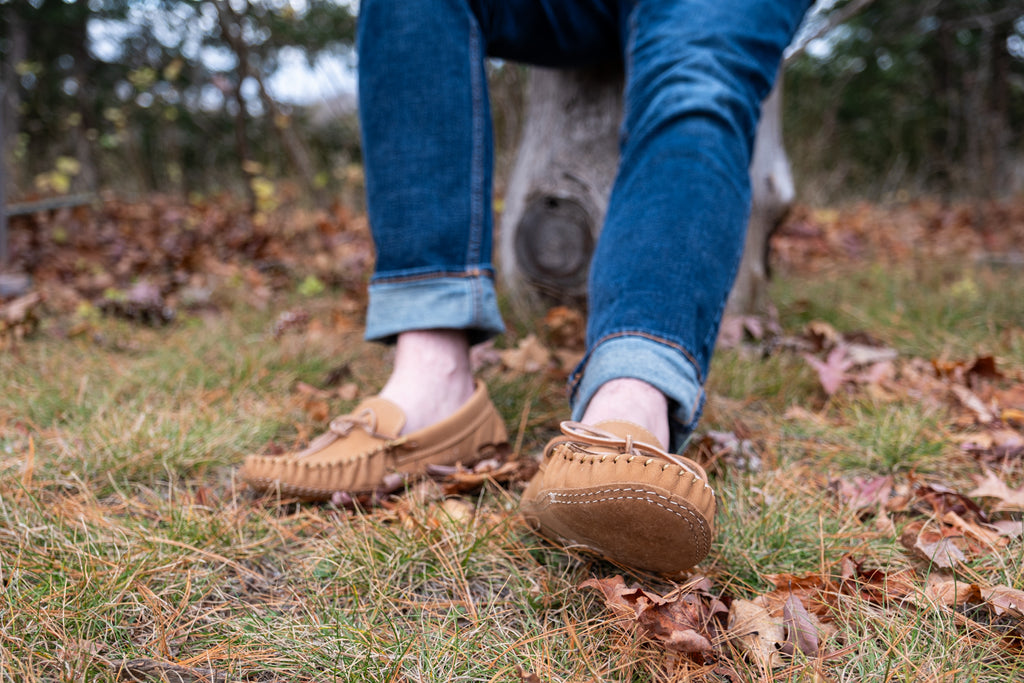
top-left (365, 275), bottom-right (505, 345)
top-left (569, 335), bottom-right (705, 453)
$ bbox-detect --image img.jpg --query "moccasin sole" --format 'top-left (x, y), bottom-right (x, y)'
top-left (521, 421), bottom-right (715, 574)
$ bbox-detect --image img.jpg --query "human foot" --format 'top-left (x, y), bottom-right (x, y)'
top-left (241, 329), bottom-right (506, 502)
top-left (580, 377), bottom-right (670, 448)
top-left (241, 380), bottom-right (507, 502)
top-left (379, 329), bottom-right (475, 435)
top-left (520, 419), bottom-right (714, 574)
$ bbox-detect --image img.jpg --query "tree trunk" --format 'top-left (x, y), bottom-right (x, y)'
top-left (498, 65), bottom-right (622, 317)
top-left (725, 78), bottom-right (793, 315)
top-left (215, 0), bottom-right (320, 203)
top-left (70, 11), bottom-right (98, 193)
top-left (1, 4), bottom-right (27, 195)
top-left (499, 67), bottom-right (792, 319)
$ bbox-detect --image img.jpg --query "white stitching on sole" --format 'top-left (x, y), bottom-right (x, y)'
top-left (545, 487), bottom-right (711, 553)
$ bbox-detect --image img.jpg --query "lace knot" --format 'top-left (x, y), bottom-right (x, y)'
top-left (555, 420), bottom-right (710, 485)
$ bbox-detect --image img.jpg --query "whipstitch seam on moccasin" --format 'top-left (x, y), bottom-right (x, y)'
top-left (563, 451), bottom-right (713, 491)
top-left (549, 486), bottom-right (708, 518)
top-left (546, 492), bottom-right (711, 556)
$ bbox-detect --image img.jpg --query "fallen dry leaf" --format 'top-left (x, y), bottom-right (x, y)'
top-left (951, 384), bottom-right (996, 424)
top-left (921, 576), bottom-right (1024, 634)
top-left (728, 598), bottom-right (785, 668)
top-left (294, 380), bottom-right (332, 400)
top-left (0, 291), bottom-right (43, 347)
top-left (804, 320), bottom-right (843, 351)
top-left (839, 556), bottom-right (918, 604)
top-left (1002, 407), bottom-right (1024, 424)
top-left (581, 576), bottom-right (726, 662)
top-left (804, 346), bottom-right (853, 395)
top-left (438, 498), bottom-right (475, 525)
top-left (761, 573), bottom-right (837, 619)
top-left (981, 585), bottom-right (1024, 618)
top-left (992, 381), bottom-right (1024, 413)
top-left (932, 355), bottom-right (1003, 385)
top-left (303, 398), bottom-right (330, 423)
top-left (960, 428), bottom-right (1024, 464)
top-left (989, 519), bottom-right (1024, 538)
top-left (426, 454), bottom-right (522, 495)
top-left (843, 343), bottom-right (898, 366)
top-left (900, 520), bottom-right (965, 569)
top-left (830, 475), bottom-right (894, 514)
top-left (517, 668), bottom-right (543, 683)
top-left (500, 334), bottom-right (552, 374)
top-left (968, 470), bottom-right (1024, 512)
top-left (782, 594), bottom-right (820, 658)
top-left (914, 482), bottom-right (990, 523)
top-left (924, 576), bottom-right (982, 608)
top-left (941, 511), bottom-right (1006, 548)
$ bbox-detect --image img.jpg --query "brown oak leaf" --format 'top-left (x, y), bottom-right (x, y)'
top-left (581, 576), bottom-right (726, 662)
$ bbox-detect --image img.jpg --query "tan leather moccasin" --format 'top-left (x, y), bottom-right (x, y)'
top-left (520, 420), bottom-right (715, 574)
top-left (241, 380), bottom-right (508, 501)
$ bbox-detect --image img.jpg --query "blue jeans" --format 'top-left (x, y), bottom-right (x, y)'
top-left (358, 0), bottom-right (810, 450)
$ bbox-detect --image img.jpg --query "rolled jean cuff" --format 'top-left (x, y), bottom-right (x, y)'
top-left (365, 274), bottom-right (505, 344)
top-left (569, 335), bottom-right (705, 452)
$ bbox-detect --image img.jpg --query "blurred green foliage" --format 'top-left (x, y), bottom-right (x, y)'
top-left (2, 0), bottom-right (1023, 203)
top-left (786, 0), bottom-right (1024, 201)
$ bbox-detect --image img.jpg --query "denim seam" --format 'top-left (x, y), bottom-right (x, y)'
top-left (467, 21), bottom-right (485, 267)
top-left (372, 267), bottom-right (494, 285)
top-left (568, 330), bottom-right (705, 416)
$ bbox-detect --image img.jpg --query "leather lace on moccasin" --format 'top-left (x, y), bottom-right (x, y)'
top-left (520, 420), bottom-right (715, 574)
top-left (241, 380), bottom-right (508, 501)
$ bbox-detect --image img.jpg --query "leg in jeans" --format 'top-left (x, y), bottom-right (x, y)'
top-left (245, 0), bottom-right (807, 570)
top-left (360, 0), bottom-right (808, 448)
top-left (515, 0), bottom-right (810, 573)
top-left (357, 0), bottom-right (625, 432)
top-left (571, 0), bottom-right (811, 451)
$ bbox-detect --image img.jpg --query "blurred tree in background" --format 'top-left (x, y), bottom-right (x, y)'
top-left (1, 0), bottom-right (357, 203)
top-left (786, 0), bottom-right (1024, 201)
top-left (1, 0), bottom-right (1023, 206)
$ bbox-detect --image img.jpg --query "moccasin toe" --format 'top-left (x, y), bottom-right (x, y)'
top-left (241, 380), bottom-right (508, 501)
top-left (520, 420), bottom-right (715, 574)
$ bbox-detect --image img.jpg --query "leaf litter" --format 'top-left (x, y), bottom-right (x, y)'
top-left (3, 195), bottom-right (1024, 678)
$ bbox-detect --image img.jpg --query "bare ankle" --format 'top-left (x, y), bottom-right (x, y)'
top-left (379, 329), bottom-right (475, 434)
top-left (581, 378), bottom-right (670, 448)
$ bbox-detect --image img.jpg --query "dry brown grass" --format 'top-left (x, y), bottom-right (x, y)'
top-left (1, 221), bottom-right (1023, 680)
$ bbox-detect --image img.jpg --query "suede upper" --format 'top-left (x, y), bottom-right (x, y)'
top-left (241, 381), bottom-right (508, 500)
top-left (520, 420), bottom-right (716, 574)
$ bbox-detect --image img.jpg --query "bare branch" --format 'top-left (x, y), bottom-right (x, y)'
top-left (785, 0), bottom-right (881, 65)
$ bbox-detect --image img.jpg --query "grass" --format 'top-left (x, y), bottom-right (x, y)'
top-left (1, 255), bottom-right (1023, 682)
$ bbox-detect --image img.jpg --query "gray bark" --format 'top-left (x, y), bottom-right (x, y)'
top-left (498, 66), bottom-right (622, 317)
top-left (725, 80), bottom-right (793, 315)
top-left (499, 67), bottom-right (793, 318)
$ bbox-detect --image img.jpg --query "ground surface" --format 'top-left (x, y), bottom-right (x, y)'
top-left (1, 195), bottom-right (1023, 681)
